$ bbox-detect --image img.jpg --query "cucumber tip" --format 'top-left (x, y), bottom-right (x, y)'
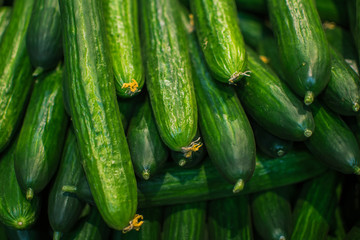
top-left (179, 159), bottom-right (187, 167)
top-left (353, 102), bottom-right (360, 112)
top-left (277, 149), bottom-right (285, 157)
top-left (142, 170), bottom-right (150, 180)
top-left (304, 129), bottom-right (313, 138)
top-left (304, 91), bottom-right (314, 106)
top-left (233, 179), bottom-right (244, 193)
top-left (26, 188), bottom-right (34, 200)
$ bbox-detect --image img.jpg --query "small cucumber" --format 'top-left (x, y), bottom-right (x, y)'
top-left (0, 7), bottom-right (11, 41)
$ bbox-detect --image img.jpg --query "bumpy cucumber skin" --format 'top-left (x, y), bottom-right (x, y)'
top-left (0, 7), bottom-right (11, 41)
top-left (268, 0), bottom-right (331, 103)
top-left (163, 202), bottom-right (206, 240)
top-left (305, 102), bottom-right (360, 174)
top-left (60, 0), bottom-right (138, 230)
top-left (48, 128), bottom-right (84, 234)
top-left (0, 0), bottom-right (35, 152)
top-left (0, 140), bottom-right (40, 230)
top-left (237, 48), bottom-right (315, 141)
top-left (191, 0), bottom-right (247, 84)
top-left (208, 196), bottom-right (253, 240)
top-left (26, 0), bottom-right (62, 71)
top-left (102, 0), bottom-right (144, 98)
top-left (140, 0), bottom-right (197, 152)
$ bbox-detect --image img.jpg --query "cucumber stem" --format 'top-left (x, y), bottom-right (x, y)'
top-left (304, 129), bottom-right (313, 138)
top-left (53, 232), bottom-right (61, 240)
top-left (62, 185), bottom-right (77, 193)
top-left (26, 188), bottom-right (34, 200)
top-left (32, 67), bottom-right (44, 77)
top-left (232, 179), bottom-right (244, 193)
top-left (142, 170), bottom-right (150, 180)
top-left (277, 149), bottom-right (285, 157)
top-left (178, 159), bottom-right (187, 167)
top-left (353, 102), bottom-right (360, 112)
top-left (304, 91), bottom-right (314, 105)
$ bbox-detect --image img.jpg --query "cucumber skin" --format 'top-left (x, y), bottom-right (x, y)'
top-left (0, 0), bottom-right (35, 152)
top-left (0, 7), bottom-right (11, 41)
top-left (48, 128), bottom-right (84, 234)
top-left (14, 67), bottom-right (68, 195)
top-left (140, 0), bottom-right (197, 151)
top-left (127, 97), bottom-right (169, 180)
top-left (268, 0), bottom-right (331, 102)
top-left (237, 48), bottom-right (315, 141)
top-left (0, 139), bottom-right (40, 230)
top-left (208, 196), bottom-right (253, 240)
top-left (26, 0), bottom-right (62, 71)
top-left (60, 0), bottom-right (137, 230)
top-left (163, 202), bottom-right (206, 240)
top-left (191, 0), bottom-right (247, 84)
top-left (102, 0), bottom-right (144, 98)
top-left (305, 102), bottom-right (360, 174)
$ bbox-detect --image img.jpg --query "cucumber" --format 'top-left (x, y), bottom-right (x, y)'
top-left (60, 0), bottom-right (138, 230)
top-left (190, 0), bottom-right (247, 84)
top-left (14, 66), bottom-right (68, 199)
top-left (208, 196), bottom-right (253, 240)
top-left (0, 139), bottom-right (40, 230)
top-left (305, 101), bottom-right (360, 174)
top-left (291, 171), bottom-right (338, 240)
top-left (48, 127), bottom-right (84, 239)
top-left (102, 0), bottom-right (144, 98)
top-left (0, 7), bottom-right (11, 41)
top-left (140, 0), bottom-right (197, 152)
top-left (251, 120), bottom-right (293, 158)
top-left (163, 202), bottom-right (206, 240)
top-left (127, 96), bottom-right (169, 180)
top-left (118, 93), bottom-right (145, 132)
top-left (0, 0), bottom-right (35, 152)
top-left (321, 47), bottom-right (360, 115)
top-left (251, 187), bottom-right (293, 240)
top-left (26, 0), bottom-right (62, 74)
top-left (346, 223), bottom-right (360, 240)
top-left (236, 47), bottom-right (315, 141)
top-left (268, 0), bottom-right (331, 105)
top-left (184, 7), bottom-right (255, 192)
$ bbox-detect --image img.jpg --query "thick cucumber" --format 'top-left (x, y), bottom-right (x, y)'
top-left (140, 0), bottom-right (197, 152)
top-left (184, 7), bottom-right (255, 192)
top-left (268, 0), bottom-right (331, 105)
top-left (0, 0), bottom-right (35, 152)
top-left (0, 7), bottom-right (11, 40)
top-left (236, 47), bottom-right (315, 141)
top-left (0, 139), bottom-right (40, 230)
top-left (163, 202), bottom-right (206, 240)
top-left (14, 66), bottom-right (68, 199)
top-left (208, 196), bottom-right (253, 240)
top-left (26, 0), bottom-right (62, 74)
top-left (251, 187), bottom-right (293, 240)
top-left (291, 171), bottom-right (338, 240)
top-left (102, 0), bottom-right (144, 98)
top-left (305, 101), bottom-right (360, 174)
top-left (191, 0), bottom-right (247, 84)
top-left (60, 0), bottom-right (138, 230)
top-left (48, 127), bottom-right (84, 239)
top-left (127, 97), bottom-right (169, 180)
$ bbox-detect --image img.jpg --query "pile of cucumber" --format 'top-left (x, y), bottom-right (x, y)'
top-left (0, 0), bottom-right (360, 239)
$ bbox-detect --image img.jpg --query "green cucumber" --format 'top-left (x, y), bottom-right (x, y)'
top-left (118, 93), bottom-right (145, 132)
top-left (251, 187), bottom-right (293, 240)
top-left (0, 0), bottom-right (35, 152)
top-left (0, 139), bottom-right (40, 230)
top-left (102, 0), bottom-right (144, 97)
top-left (26, 0), bottom-right (62, 74)
top-left (163, 202), bottom-right (206, 240)
top-left (48, 127), bottom-right (84, 239)
top-left (321, 47), bottom-right (360, 115)
top-left (291, 171), bottom-right (338, 240)
top-left (208, 196), bottom-right (253, 240)
top-left (140, 0), bottom-right (197, 152)
top-left (268, 0), bottom-right (331, 105)
top-left (60, 0), bottom-right (138, 230)
top-left (305, 101), bottom-right (360, 174)
top-left (14, 66), bottom-right (68, 199)
top-left (127, 96), bottom-right (169, 180)
top-left (0, 7), bottom-right (11, 41)
top-left (191, 0), bottom-right (247, 84)
top-left (346, 223), bottom-right (360, 240)
top-left (184, 7), bottom-right (255, 192)
top-left (236, 47), bottom-right (315, 141)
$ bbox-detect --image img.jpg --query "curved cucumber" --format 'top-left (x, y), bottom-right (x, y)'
top-left (60, 0), bottom-right (138, 230)
top-left (102, 0), bottom-right (144, 98)
top-left (26, 0), bottom-right (62, 73)
top-left (268, 0), bottom-right (331, 105)
top-left (0, 0), bottom-right (35, 152)
top-left (127, 96), bottom-right (169, 180)
top-left (14, 66), bottom-right (68, 198)
top-left (191, 0), bottom-right (247, 84)
top-left (0, 7), bottom-right (11, 41)
top-left (140, 0), bottom-right (197, 152)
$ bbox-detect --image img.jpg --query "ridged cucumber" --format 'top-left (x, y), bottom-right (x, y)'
top-left (0, 7), bottom-right (11, 41)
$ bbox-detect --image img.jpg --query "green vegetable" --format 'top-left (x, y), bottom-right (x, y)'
top-left (0, 7), bottom-right (11, 41)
